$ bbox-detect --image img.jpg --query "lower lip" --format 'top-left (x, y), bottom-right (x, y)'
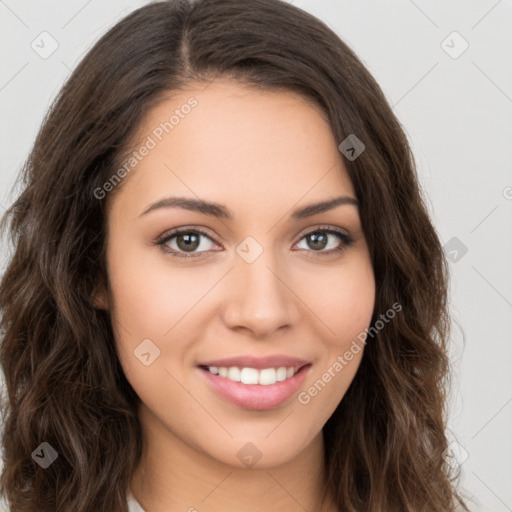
top-left (198, 365), bottom-right (312, 410)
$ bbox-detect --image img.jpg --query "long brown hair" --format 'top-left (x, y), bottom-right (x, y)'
top-left (0, 0), bottom-right (468, 510)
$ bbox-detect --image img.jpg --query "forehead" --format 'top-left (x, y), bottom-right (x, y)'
top-left (110, 79), bottom-right (356, 220)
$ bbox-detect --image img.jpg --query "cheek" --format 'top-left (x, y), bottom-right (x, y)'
top-left (106, 241), bottom-right (225, 399)
top-left (298, 255), bottom-right (376, 345)
top-left (106, 238), bottom-right (214, 339)
top-left (295, 255), bottom-right (374, 411)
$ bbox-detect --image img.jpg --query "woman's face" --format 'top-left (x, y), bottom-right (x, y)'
top-left (97, 78), bottom-right (375, 468)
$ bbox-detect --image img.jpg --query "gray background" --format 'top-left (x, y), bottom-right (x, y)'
top-left (1, 1), bottom-right (511, 511)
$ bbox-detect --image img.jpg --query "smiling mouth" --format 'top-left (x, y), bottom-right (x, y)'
top-left (198, 364), bottom-right (310, 386)
top-left (197, 362), bottom-right (312, 410)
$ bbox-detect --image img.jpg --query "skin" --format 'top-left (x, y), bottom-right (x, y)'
top-left (94, 78), bottom-right (376, 512)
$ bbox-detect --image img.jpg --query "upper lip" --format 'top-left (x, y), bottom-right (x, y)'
top-left (198, 355), bottom-right (311, 371)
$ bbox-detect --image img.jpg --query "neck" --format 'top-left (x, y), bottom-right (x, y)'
top-left (130, 404), bottom-right (338, 512)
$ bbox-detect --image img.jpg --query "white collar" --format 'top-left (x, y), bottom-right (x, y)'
top-left (127, 490), bottom-right (146, 512)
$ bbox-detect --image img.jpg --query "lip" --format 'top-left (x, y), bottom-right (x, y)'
top-left (198, 362), bottom-right (312, 410)
top-left (197, 354), bottom-right (310, 371)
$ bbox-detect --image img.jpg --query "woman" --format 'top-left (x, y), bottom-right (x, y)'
top-left (0, 0), bottom-right (469, 510)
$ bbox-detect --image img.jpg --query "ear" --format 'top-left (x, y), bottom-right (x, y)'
top-left (91, 280), bottom-right (109, 311)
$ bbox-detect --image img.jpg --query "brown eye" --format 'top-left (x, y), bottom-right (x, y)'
top-left (157, 228), bottom-right (218, 259)
top-left (304, 232), bottom-right (329, 251)
top-left (175, 232), bottom-right (201, 252)
top-left (295, 228), bottom-right (353, 255)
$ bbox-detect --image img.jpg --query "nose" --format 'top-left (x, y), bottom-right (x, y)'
top-left (221, 251), bottom-right (300, 338)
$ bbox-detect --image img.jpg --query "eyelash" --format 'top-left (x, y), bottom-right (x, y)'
top-left (155, 225), bottom-right (354, 260)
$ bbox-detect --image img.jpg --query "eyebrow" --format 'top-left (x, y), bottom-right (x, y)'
top-left (138, 195), bottom-right (359, 220)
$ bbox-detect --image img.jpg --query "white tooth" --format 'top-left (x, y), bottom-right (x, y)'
top-left (219, 367), bottom-right (228, 378)
top-left (227, 367), bottom-right (241, 382)
top-left (209, 366), bottom-right (219, 375)
top-left (276, 367), bottom-right (287, 381)
top-left (286, 367), bottom-right (294, 378)
top-left (240, 367), bottom-right (259, 385)
top-left (258, 368), bottom-right (277, 385)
